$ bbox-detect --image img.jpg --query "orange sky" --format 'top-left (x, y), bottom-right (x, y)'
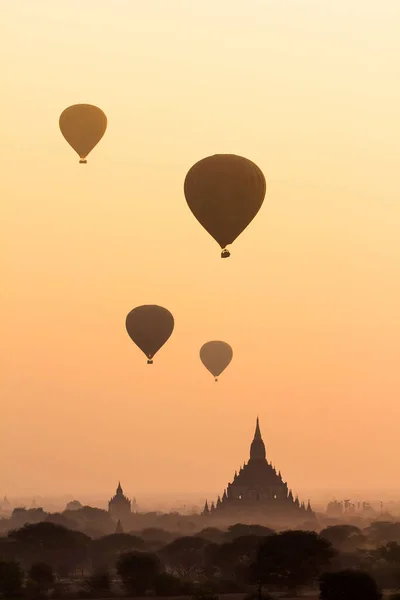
top-left (2, 1), bottom-right (400, 503)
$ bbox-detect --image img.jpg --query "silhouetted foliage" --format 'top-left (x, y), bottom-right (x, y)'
top-left (8, 522), bottom-right (90, 575)
top-left (91, 533), bottom-right (145, 570)
top-left (154, 572), bottom-right (194, 596)
top-left (26, 562), bottom-right (54, 598)
top-left (225, 524), bottom-right (274, 540)
top-left (365, 522), bottom-right (400, 547)
top-left (319, 569), bottom-right (382, 600)
top-left (320, 524), bottom-right (366, 552)
top-left (66, 501), bottom-right (83, 511)
top-left (116, 550), bottom-right (162, 595)
top-left (205, 535), bottom-right (265, 581)
top-left (250, 530), bottom-right (335, 594)
top-left (84, 569), bottom-right (112, 598)
top-left (195, 528), bottom-right (224, 544)
top-left (191, 587), bottom-right (218, 600)
top-left (45, 512), bottom-right (78, 530)
top-left (159, 536), bottom-right (209, 580)
top-left (0, 560), bottom-right (23, 597)
top-left (379, 541), bottom-right (400, 563)
top-left (63, 506), bottom-right (114, 537)
top-left (138, 527), bottom-right (175, 545)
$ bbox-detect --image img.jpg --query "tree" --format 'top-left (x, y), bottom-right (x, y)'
top-left (319, 570), bottom-right (382, 600)
top-left (0, 560), bottom-right (23, 597)
top-left (8, 522), bottom-right (90, 576)
top-left (205, 535), bottom-right (266, 581)
top-left (365, 522), bottom-right (400, 548)
top-left (251, 530), bottom-right (335, 595)
top-left (84, 569), bottom-right (112, 597)
top-left (320, 525), bottom-right (366, 552)
top-left (159, 536), bottom-right (209, 580)
top-left (62, 506), bottom-right (114, 537)
top-left (91, 533), bottom-right (145, 570)
top-left (195, 528), bottom-right (224, 544)
top-left (138, 527), bottom-right (175, 545)
top-left (379, 541), bottom-right (400, 564)
top-left (225, 524), bottom-right (274, 540)
top-left (154, 572), bottom-right (192, 597)
top-left (116, 551), bottom-right (162, 595)
top-left (27, 563), bottom-right (54, 598)
top-left (45, 512), bottom-right (78, 530)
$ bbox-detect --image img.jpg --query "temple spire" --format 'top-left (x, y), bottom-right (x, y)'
top-left (250, 416), bottom-right (266, 461)
top-left (117, 482), bottom-right (123, 494)
top-left (115, 519), bottom-right (124, 534)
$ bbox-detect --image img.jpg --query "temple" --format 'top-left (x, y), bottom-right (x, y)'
top-left (202, 418), bottom-right (315, 524)
top-left (108, 482), bottom-right (131, 523)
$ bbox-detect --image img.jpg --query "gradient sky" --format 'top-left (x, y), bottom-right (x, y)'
top-left (2, 0), bottom-right (400, 503)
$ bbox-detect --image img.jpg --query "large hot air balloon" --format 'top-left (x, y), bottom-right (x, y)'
top-left (184, 154), bottom-right (266, 258)
top-left (200, 341), bottom-right (233, 381)
top-left (59, 104), bottom-right (107, 163)
top-left (126, 305), bottom-right (174, 364)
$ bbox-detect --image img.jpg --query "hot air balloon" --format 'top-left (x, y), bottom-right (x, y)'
top-left (59, 104), bottom-right (107, 163)
top-left (200, 341), bottom-right (233, 381)
top-left (184, 154), bottom-right (266, 258)
top-left (126, 305), bottom-right (174, 364)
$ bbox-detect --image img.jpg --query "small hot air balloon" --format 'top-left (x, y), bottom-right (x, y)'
top-left (59, 104), bottom-right (107, 163)
top-left (126, 305), bottom-right (174, 364)
top-left (200, 341), bottom-right (233, 381)
top-left (184, 154), bottom-right (266, 258)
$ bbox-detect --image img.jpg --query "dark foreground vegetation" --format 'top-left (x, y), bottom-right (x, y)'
top-left (3, 521), bottom-right (400, 598)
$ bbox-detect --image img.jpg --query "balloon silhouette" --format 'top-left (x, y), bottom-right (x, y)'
top-left (59, 104), bottom-right (107, 163)
top-left (184, 154), bottom-right (266, 257)
top-left (126, 305), bottom-right (174, 364)
top-left (200, 341), bottom-right (233, 381)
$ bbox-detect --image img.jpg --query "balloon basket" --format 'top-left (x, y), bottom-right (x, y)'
top-left (221, 249), bottom-right (230, 258)
top-left (215, 377), bottom-right (218, 382)
top-left (147, 359), bottom-right (153, 365)
top-left (79, 159), bottom-right (87, 164)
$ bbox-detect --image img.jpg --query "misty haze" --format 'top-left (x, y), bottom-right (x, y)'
top-left (2, 1), bottom-right (400, 600)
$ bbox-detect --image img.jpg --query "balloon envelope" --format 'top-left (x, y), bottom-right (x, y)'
top-left (59, 104), bottom-right (107, 163)
top-left (200, 341), bottom-right (233, 380)
top-left (126, 305), bottom-right (174, 363)
top-left (184, 154), bottom-right (266, 255)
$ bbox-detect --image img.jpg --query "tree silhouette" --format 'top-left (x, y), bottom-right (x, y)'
top-left (154, 572), bottom-right (192, 597)
top-left (225, 524), bottom-right (274, 540)
top-left (116, 551), bottom-right (162, 595)
top-left (27, 563), bottom-right (54, 598)
top-left (205, 535), bottom-right (266, 581)
top-left (251, 530), bottom-right (335, 594)
top-left (320, 524), bottom-right (366, 552)
top-left (84, 569), bottom-right (112, 598)
top-left (195, 528), bottom-right (224, 544)
top-left (159, 536), bottom-right (209, 580)
top-left (8, 522), bottom-right (90, 576)
top-left (91, 533), bottom-right (145, 570)
top-left (319, 570), bottom-right (382, 600)
top-left (365, 522), bottom-right (400, 547)
top-left (0, 560), bottom-right (23, 597)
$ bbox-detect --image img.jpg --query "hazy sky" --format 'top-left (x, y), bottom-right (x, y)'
top-left (2, 1), bottom-right (400, 502)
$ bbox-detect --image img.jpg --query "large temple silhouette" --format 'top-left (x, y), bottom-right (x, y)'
top-left (202, 418), bottom-right (314, 523)
top-left (108, 482), bottom-right (131, 522)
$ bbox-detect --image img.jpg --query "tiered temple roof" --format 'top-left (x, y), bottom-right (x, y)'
top-left (203, 418), bottom-right (314, 521)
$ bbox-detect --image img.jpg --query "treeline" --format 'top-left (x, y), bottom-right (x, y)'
top-left (1, 521), bottom-right (400, 598)
top-left (0, 507), bottom-right (199, 539)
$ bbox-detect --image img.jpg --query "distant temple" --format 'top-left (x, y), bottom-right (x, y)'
top-left (203, 418), bottom-right (314, 523)
top-left (108, 482), bottom-right (131, 522)
top-left (115, 519), bottom-right (124, 534)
